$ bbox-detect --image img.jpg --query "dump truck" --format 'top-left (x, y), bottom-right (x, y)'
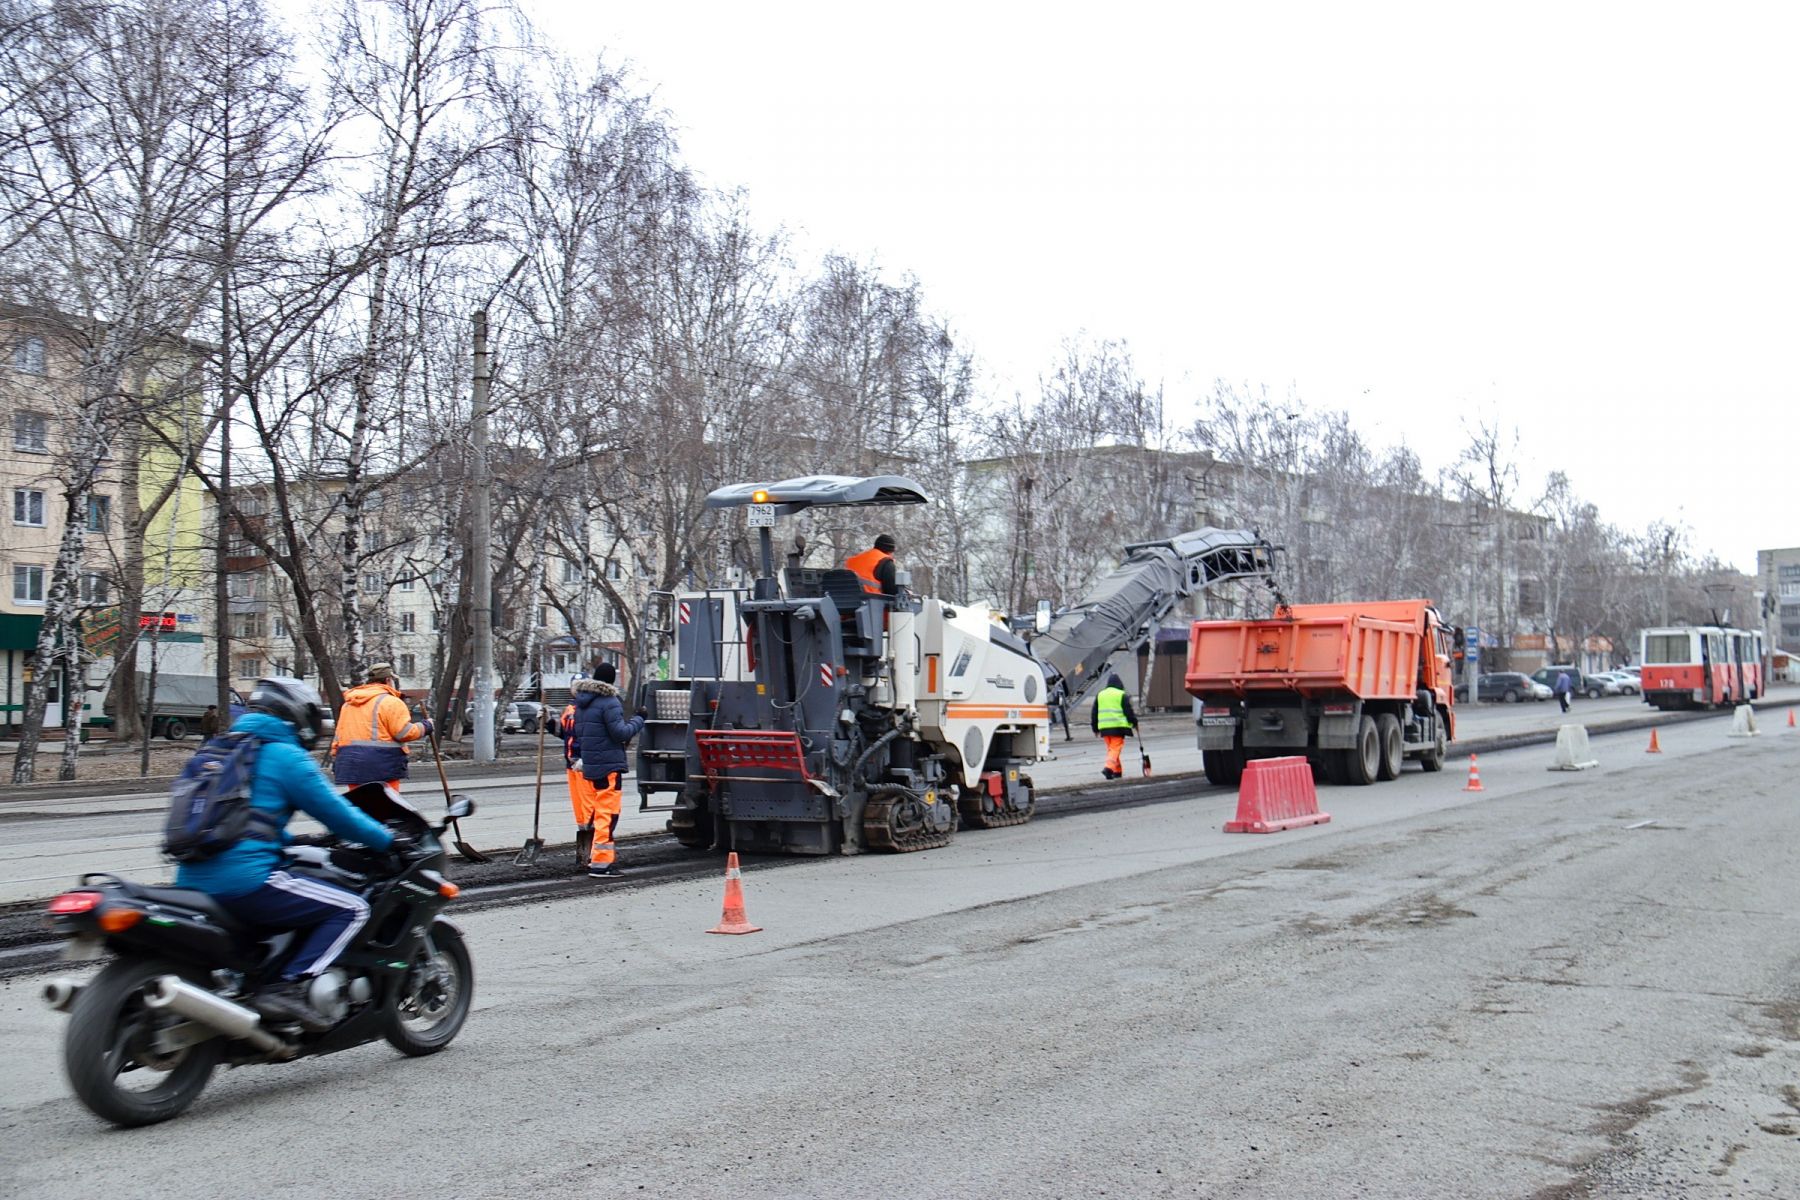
top-left (1185, 599), bottom-right (1458, 786)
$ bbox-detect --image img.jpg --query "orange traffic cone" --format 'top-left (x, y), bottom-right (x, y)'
top-left (1646, 728), bottom-right (1662, 753)
top-left (706, 852), bottom-right (762, 935)
top-left (1462, 754), bottom-right (1484, 793)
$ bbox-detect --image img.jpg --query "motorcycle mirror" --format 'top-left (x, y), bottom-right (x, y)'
top-left (445, 794), bottom-right (476, 820)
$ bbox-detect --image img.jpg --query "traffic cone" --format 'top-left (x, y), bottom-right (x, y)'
top-left (1646, 728), bottom-right (1661, 754)
top-left (706, 852), bottom-right (762, 935)
top-left (1462, 754), bottom-right (1484, 793)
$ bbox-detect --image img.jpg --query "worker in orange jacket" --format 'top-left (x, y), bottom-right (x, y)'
top-left (555, 689), bottom-right (604, 869)
top-left (330, 663), bottom-right (429, 789)
top-left (845, 533), bottom-right (899, 596)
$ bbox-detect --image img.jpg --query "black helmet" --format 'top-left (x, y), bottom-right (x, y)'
top-left (248, 676), bottom-right (329, 749)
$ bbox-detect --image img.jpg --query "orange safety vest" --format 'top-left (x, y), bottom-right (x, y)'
top-left (844, 547), bottom-right (893, 595)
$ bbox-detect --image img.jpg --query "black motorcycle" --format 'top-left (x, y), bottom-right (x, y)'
top-left (42, 785), bottom-right (476, 1126)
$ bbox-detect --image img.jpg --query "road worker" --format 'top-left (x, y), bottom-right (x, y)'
top-left (845, 533), bottom-right (899, 596)
top-left (329, 662), bottom-right (430, 790)
top-left (1091, 672), bottom-right (1138, 780)
top-left (553, 682), bottom-right (602, 869)
top-left (570, 662), bottom-right (644, 878)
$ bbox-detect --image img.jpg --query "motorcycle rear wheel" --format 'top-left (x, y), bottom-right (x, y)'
top-left (64, 957), bottom-right (221, 1127)
top-left (384, 920), bottom-right (473, 1056)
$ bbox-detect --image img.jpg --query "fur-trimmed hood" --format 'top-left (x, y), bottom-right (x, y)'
top-left (573, 678), bottom-right (619, 699)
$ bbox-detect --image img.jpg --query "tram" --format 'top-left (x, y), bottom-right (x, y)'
top-left (1638, 625), bottom-right (1766, 710)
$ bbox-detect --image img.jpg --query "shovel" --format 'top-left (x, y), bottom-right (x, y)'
top-left (515, 691), bottom-right (548, 865)
top-left (427, 723), bottom-right (491, 863)
top-left (1136, 727), bottom-right (1152, 777)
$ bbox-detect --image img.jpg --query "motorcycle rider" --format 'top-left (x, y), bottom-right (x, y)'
top-left (175, 677), bottom-right (397, 1029)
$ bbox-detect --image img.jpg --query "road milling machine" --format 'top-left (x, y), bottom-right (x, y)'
top-left (633, 475), bottom-right (1279, 856)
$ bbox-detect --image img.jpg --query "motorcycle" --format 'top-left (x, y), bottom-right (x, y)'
top-left (41, 784), bottom-right (476, 1126)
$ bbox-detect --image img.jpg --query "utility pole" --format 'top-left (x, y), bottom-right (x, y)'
top-left (470, 307), bottom-right (494, 763)
top-left (469, 255), bottom-right (528, 764)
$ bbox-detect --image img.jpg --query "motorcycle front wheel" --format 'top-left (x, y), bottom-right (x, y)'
top-left (64, 957), bottom-right (222, 1127)
top-left (383, 920), bottom-right (473, 1056)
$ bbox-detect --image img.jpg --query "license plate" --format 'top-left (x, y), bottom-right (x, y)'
top-left (61, 936), bottom-right (104, 962)
top-left (746, 503), bottom-right (775, 528)
top-left (1201, 716), bottom-right (1236, 727)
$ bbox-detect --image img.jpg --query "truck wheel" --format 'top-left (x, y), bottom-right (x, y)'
top-left (162, 717), bottom-right (188, 741)
top-left (1322, 751), bottom-right (1348, 786)
top-left (1419, 721), bottom-right (1447, 772)
top-left (1203, 750), bottom-right (1244, 787)
top-left (1375, 714), bottom-right (1403, 781)
top-left (1344, 716), bottom-right (1380, 786)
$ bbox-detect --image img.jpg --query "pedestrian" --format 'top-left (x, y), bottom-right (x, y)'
top-left (1554, 670), bottom-right (1572, 714)
top-left (198, 704), bottom-right (221, 739)
top-left (175, 677), bottom-right (396, 1030)
top-left (845, 532), bottom-right (900, 596)
top-left (1091, 672), bottom-right (1138, 780)
top-left (552, 681), bottom-right (602, 869)
top-left (570, 662), bottom-right (644, 878)
top-left (330, 662), bottom-right (431, 790)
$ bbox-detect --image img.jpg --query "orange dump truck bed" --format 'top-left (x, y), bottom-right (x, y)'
top-left (1185, 599), bottom-right (1439, 701)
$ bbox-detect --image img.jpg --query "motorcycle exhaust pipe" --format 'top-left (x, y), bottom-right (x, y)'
top-left (42, 978), bottom-right (81, 1013)
top-left (143, 975), bottom-right (293, 1058)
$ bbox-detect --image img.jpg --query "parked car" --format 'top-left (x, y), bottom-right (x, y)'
top-left (1529, 666), bottom-right (1613, 699)
top-left (501, 700), bottom-right (546, 733)
top-left (1592, 671), bottom-right (1639, 695)
top-left (1470, 672), bottom-right (1551, 703)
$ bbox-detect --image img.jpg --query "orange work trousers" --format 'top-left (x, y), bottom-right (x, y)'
top-left (568, 769), bottom-right (622, 867)
top-left (1103, 735), bottom-right (1126, 776)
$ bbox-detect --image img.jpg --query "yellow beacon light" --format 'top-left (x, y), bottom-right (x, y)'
top-left (752, 489), bottom-right (769, 503)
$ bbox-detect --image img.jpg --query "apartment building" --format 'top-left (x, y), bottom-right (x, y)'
top-left (1, 307), bottom-right (212, 731)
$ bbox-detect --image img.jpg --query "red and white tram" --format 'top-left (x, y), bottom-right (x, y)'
top-left (1638, 625), bottom-right (1766, 711)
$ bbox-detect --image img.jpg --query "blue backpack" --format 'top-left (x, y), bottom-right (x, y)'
top-left (163, 732), bottom-right (279, 863)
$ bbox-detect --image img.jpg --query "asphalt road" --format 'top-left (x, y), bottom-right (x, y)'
top-left (2, 712), bottom-right (1797, 1197)
top-left (4, 689), bottom-right (1791, 906)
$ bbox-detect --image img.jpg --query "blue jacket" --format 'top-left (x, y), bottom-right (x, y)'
top-left (571, 678), bottom-right (642, 783)
top-left (175, 712), bottom-right (396, 898)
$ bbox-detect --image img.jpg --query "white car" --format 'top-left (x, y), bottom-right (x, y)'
top-left (1593, 671), bottom-right (1638, 696)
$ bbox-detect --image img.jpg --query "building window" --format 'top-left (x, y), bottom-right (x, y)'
top-left (227, 572), bottom-right (259, 599)
top-left (272, 614), bottom-right (288, 638)
top-left (86, 494), bottom-right (110, 533)
top-left (398, 653), bottom-right (416, 675)
top-left (235, 656), bottom-right (262, 677)
top-left (231, 612), bottom-right (264, 639)
top-left (362, 573), bottom-right (383, 593)
top-left (274, 658), bottom-right (290, 676)
top-left (397, 577), bottom-right (416, 592)
top-left (12, 336), bottom-right (46, 375)
top-left (12, 410), bottom-right (48, 452)
top-left (367, 612), bottom-right (388, 634)
top-left (400, 611), bottom-right (416, 633)
top-left (561, 559), bottom-right (581, 583)
top-left (432, 610), bottom-right (444, 631)
top-left (12, 488), bottom-right (45, 527)
top-left (606, 558), bottom-right (623, 581)
top-left (79, 572), bottom-right (109, 603)
top-left (13, 563), bottom-right (46, 604)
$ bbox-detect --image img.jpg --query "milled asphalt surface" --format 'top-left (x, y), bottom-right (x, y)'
top-left (1, 714), bottom-right (1796, 1197)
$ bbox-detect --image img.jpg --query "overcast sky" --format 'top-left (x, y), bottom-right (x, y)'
top-left (539, 1), bottom-right (1797, 573)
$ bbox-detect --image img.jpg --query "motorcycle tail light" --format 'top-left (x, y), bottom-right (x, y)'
top-left (48, 891), bottom-right (103, 915)
top-left (98, 908), bottom-right (143, 933)
top-left (438, 881), bottom-right (460, 899)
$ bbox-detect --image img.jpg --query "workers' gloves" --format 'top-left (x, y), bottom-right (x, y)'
top-left (388, 833), bottom-right (429, 862)
top-left (417, 718), bottom-right (433, 737)
top-left (635, 707), bottom-right (649, 719)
